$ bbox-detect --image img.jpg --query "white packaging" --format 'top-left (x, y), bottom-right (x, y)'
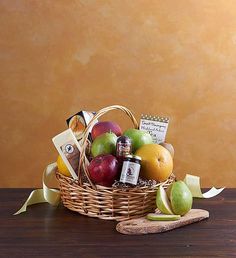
top-left (52, 128), bottom-right (87, 180)
top-left (139, 114), bottom-right (169, 144)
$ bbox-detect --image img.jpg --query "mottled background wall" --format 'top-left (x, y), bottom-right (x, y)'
top-left (1, 0), bottom-right (236, 187)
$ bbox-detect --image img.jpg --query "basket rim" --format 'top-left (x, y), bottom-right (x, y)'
top-left (56, 170), bottom-right (175, 191)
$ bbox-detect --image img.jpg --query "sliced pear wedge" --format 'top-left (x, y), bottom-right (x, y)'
top-left (156, 185), bottom-right (174, 215)
top-left (147, 213), bottom-right (181, 221)
top-left (166, 184), bottom-right (172, 200)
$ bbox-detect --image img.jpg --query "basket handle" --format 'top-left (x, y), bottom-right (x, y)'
top-left (78, 105), bottom-right (139, 189)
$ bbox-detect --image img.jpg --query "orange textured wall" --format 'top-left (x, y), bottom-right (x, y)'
top-left (1, 0), bottom-right (236, 187)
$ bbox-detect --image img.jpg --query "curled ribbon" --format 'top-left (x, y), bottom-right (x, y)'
top-left (184, 174), bottom-right (225, 198)
top-left (14, 163), bottom-right (60, 215)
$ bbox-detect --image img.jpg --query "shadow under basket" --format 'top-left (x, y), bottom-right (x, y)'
top-left (56, 105), bottom-right (175, 221)
top-left (56, 172), bottom-right (175, 221)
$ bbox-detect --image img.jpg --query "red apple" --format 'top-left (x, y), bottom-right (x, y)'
top-left (88, 154), bottom-right (120, 187)
top-left (91, 121), bottom-right (122, 140)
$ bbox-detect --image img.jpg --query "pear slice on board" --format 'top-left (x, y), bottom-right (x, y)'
top-left (116, 209), bottom-right (209, 235)
top-left (156, 185), bottom-right (174, 215)
top-left (147, 213), bottom-right (181, 221)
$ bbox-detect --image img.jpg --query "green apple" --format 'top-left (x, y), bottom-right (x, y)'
top-left (156, 185), bottom-right (173, 215)
top-left (91, 132), bottom-right (117, 157)
top-left (123, 129), bottom-right (153, 153)
top-left (170, 181), bottom-right (193, 216)
top-left (146, 213), bottom-right (181, 221)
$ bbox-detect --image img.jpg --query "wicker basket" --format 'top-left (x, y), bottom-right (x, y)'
top-left (56, 105), bottom-right (175, 221)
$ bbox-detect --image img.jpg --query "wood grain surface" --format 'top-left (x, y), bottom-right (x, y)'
top-left (0, 189), bottom-right (236, 257)
top-left (116, 209), bottom-right (209, 235)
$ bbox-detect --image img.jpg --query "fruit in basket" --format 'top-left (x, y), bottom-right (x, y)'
top-left (57, 155), bottom-right (71, 177)
top-left (91, 121), bottom-right (122, 140)
top-left (91, 132), bottom-right (117, 157)
top-left (123, 129), bottom-right (153, 152)
top-left (88, 154), bottom-right (120, 187)
top-left (135, 144), bottom-right (173, 181)
top-left (156, 185), bottom-right (173, 215)
top-left (170, 181), bottom-right (193, 215)
top-left (159, 142), bottom-right (174, 158)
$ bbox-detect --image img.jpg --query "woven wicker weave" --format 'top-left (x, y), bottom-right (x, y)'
top-left (56, 105), bottom-right (175, 221)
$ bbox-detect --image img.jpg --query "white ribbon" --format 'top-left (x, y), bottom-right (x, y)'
top-left (184, 174), bottom-right (225, 198)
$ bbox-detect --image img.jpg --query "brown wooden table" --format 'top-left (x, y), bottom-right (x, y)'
top-left (0, 189), bottom-right (236, 257)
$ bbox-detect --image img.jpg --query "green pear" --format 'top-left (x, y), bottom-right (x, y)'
top-left (159, 142), bottom-right (174, 158)
top-left (170, 181), bottom-right (193, 216)
top-left (123, 129), bottom-right (153, 153)
top-left (156, 185), bottom-right (173, 215)
top-left (91, 132), bottom-right (117, 157)
top-left (147, 213), bottom-right (181, 221)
